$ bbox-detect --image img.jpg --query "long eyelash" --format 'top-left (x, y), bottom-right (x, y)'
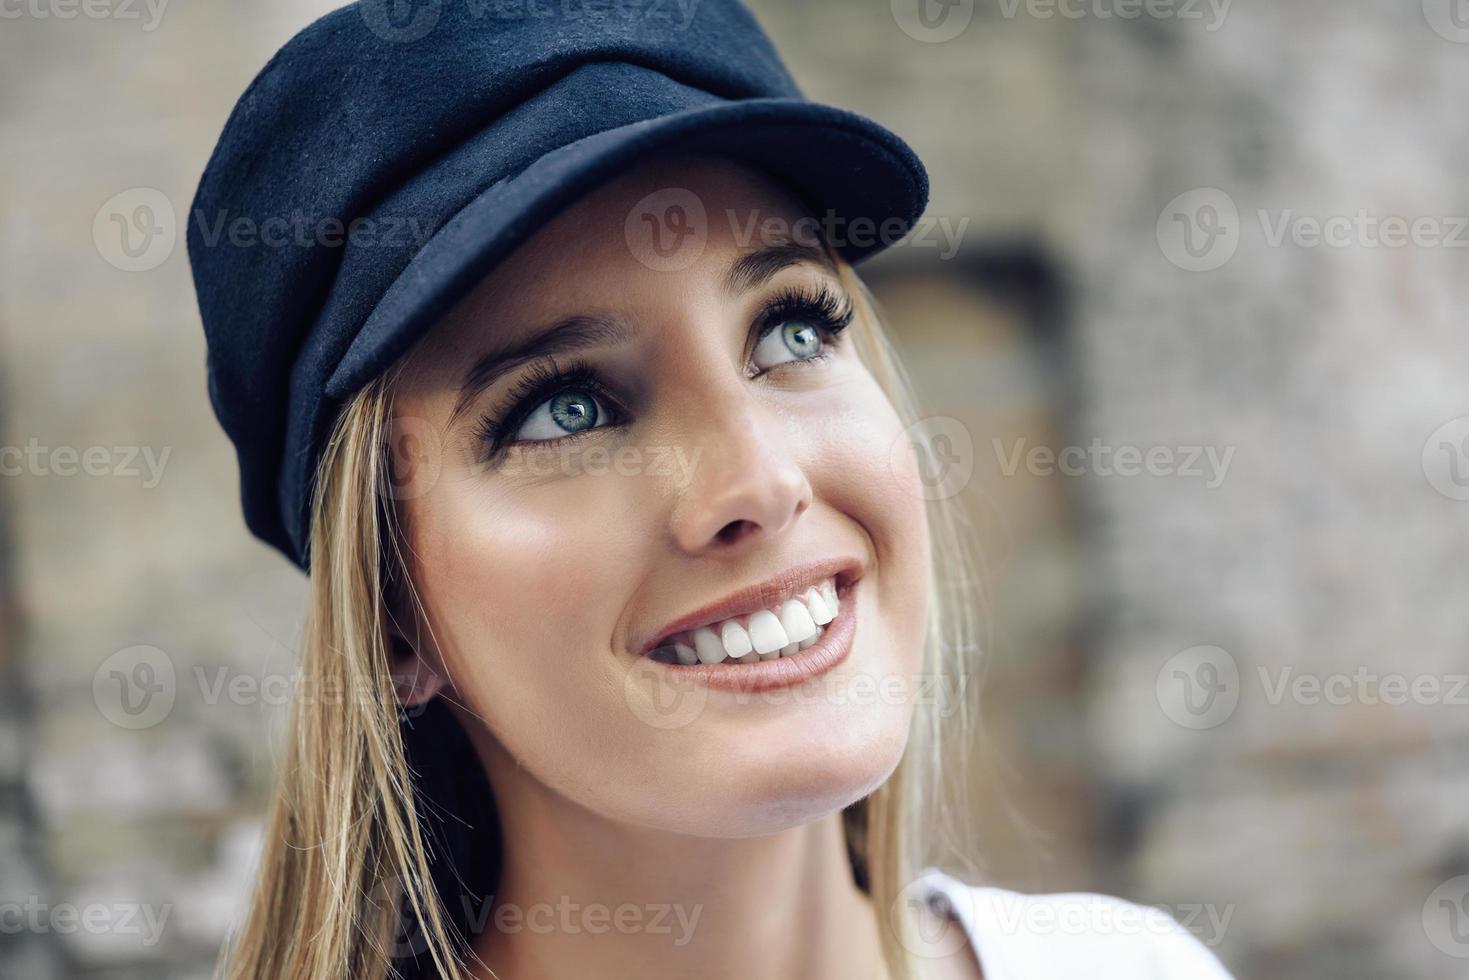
top-left (753, 281), bottom-right (855, 348)
top-left (473, 357), bottom-right (616, 457)
top-left (475, 282), bottom-right (856, 459)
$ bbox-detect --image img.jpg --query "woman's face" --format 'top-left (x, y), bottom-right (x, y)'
top-left (389, 153), bottom-right (931, 838)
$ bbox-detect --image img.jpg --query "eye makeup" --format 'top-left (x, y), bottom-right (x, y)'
top-left (471, 280), bottom-right (856, 462)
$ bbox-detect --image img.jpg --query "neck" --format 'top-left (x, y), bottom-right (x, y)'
top-left (464, 738), bottom-right (886, 980)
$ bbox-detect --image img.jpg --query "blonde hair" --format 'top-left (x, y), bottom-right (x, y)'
top-left (216, 247), bottom-right (985, 980)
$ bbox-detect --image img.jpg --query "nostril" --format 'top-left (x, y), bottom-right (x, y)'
top-left (716, 519), bottom-right (756, 545)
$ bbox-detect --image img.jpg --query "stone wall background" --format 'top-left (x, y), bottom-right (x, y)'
top-left (2, 1), bottom-right (1466, 977)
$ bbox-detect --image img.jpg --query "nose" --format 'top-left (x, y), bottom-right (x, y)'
top-left (666, 385), bottom-right (814, 556)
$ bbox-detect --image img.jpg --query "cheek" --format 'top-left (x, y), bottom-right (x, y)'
top-left (810, 379), bottom-right (931, 663)
top-left (405, 477), bottom-right (637, 747)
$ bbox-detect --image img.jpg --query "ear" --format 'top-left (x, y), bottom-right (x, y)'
top-left (387, 621), bottom-right (447, 708)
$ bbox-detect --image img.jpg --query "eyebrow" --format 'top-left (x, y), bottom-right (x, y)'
top-left (449, 241), bottom-right (838, 426)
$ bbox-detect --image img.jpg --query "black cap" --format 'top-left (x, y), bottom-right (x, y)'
top-left (188, 0), bottom-right (930, 571)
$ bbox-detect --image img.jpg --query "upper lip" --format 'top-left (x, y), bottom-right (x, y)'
top-left (636, 556), bottom-right (864, 656)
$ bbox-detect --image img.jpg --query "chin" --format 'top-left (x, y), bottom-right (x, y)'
top-left (629, 696), bottom-right (917, 840)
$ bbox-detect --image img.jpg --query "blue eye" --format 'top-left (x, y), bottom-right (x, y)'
top-left (515, 389), bottom-right (607, 442)
top-left (751, 318), bottom-right (825, 371)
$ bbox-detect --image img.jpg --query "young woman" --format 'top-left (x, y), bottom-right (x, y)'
top-left (188, 3), bottom-right (1236, 979)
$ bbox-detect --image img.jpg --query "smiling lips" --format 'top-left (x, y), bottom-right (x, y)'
top-left (649, 579), bottom-right (841, 665)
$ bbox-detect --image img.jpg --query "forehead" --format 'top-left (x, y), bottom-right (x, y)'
top-left (402, 153), bottom-right (821, 374)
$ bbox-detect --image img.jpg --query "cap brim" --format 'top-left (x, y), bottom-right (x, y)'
top-left (325, 97), bottom-right (928, 400)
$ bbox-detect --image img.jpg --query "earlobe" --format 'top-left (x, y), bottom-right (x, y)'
top-left (387, 631), bottom-right (447, 707)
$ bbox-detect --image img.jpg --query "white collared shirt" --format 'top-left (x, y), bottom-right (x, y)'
top-left (915, 867), bottom-right (1237, 979)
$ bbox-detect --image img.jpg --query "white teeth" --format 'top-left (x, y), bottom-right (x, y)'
top-left (692, 628), bottom-right (726, 665)
top-left (778, 598), bottom-right (817, 644)
top-left (654, 577), bottom-right (841, 665)
top-left (746, 609), bottom-right (788, 655)
top-left (720, 620), bottom-right (753, 659)
top-left (803, 587), bottom-right (833, 626)
top-left (820, 579), bottom-right (839, 618)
